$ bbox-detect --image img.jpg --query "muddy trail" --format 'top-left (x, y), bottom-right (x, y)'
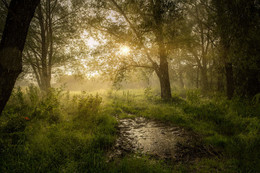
top-left (108, 117), bottom-right (219, 163)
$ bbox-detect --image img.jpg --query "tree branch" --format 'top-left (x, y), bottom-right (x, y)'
top-left (108, 0), bottom-right (159, 72)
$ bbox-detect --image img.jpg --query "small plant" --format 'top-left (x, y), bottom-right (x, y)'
top-left (144, 86), bottom-right (153, 101)
top-left (77, 94), bottom-right (102, 119)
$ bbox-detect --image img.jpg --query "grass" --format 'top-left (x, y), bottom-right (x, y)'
top-left (104, 89), bottom-right (260, 172)
top-left (109, 155), bottom-right (172, 173)
top-left (0, 86), bottom-right (259, 172)
top-left (0, 86), bottom-right (117, 172)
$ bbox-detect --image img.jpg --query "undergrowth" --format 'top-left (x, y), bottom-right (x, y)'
top-left (0, 86), bottom-right (117, 172)
top-left (107, 89), bottom-right (260, 173)
top-left (0, 87), bottom-right (259, 172)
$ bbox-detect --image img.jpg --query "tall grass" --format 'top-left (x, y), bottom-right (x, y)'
top-left (0, 86), bottom-right (117, 172)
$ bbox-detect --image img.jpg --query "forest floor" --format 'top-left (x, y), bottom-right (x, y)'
top-left (0, 87), bottom-right (259, 172)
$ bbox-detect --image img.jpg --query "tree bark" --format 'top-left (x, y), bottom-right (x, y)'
top-left (0, 0), bottom-right (40, 115)
top-left (157, 57), bottom-right (172, 100)
top-left (156, 38), bottom-right (172, 100)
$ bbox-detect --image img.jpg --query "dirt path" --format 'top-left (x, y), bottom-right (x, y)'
top-left (108, 117), bottom-right (216, 162)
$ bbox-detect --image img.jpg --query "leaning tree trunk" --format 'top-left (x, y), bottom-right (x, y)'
top-left (0, 0), bottom-right (40, 115)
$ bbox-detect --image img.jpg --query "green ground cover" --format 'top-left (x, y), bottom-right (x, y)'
top-left (0, 86), bottom-right (259, 172)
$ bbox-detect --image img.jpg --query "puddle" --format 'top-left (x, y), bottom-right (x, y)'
top-left (108, 117), bottom-right (192, 161)
top-left (108, 117), bottom-right (219, 162)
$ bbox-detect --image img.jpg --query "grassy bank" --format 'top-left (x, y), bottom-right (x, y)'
top-left (0, 87), bottom-right (259, 172)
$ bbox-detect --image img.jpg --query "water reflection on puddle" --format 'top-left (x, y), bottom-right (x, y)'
top-left (109, 117), bottom-right (188, 160)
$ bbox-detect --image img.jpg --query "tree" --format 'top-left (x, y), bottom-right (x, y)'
top-left (83, 0), bottom-right (186, 100)
top-left (23, 0), bottom-right (83, 91)
top-left (185, 0), bottom-right (216, 92)
top-left (0, 0), bottom-right (40, 115)
top-left (212, 0), bottom-right (260, 98)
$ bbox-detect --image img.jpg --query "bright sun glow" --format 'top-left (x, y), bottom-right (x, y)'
top-left (66, 71), bottom-right (73, 76)
top-left (120, 46), bottom-right (130, 55)
top-left (87, 37), bottom-right (99, 48)
top-left (81, 30), bottom-right (99, 49)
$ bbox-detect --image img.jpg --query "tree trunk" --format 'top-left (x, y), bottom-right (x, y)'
top-left (225, 62), bottom-right (234, 99)
top-left (47, 0), bottom-right (53, 89)
top-left (246, 69), bottom-right (260, 97)
top-left (37, 5), bottom-right (51, 92)
top-left (42, 75), bottom-right (51, 92)
top-left (156, 57), bottom-right (172, 100)
top-left (153, 0), bottom-right (172, 100)
top-left (156, 37), bottom-right (172, 100)
top-left (0, 0), bottom-right (40, 115)
top-left (39, 71), bottom-right (51, 92)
